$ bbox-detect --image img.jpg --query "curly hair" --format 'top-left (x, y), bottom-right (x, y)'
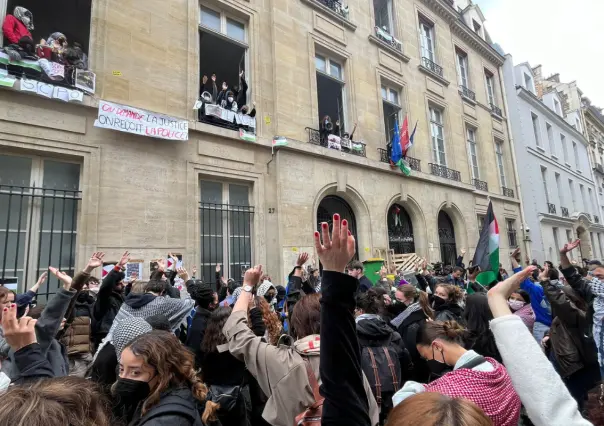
top-left (436, 284), bottom-right (464, 303)
top-left (356, 288), bottom-right (385, 315)
top-left (118, 331), bottom-right (218, 423)
top-left (249, 296), bottom-right (283, 345)
top-left (201, 306), bottom-right (231, 353)
top-left (0, 376), bottom-right (112, 426)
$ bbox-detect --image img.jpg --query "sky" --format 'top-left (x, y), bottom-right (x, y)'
top-left (475, 0), bottom-right (604, 107)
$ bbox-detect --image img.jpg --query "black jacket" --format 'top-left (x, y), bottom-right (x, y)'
top-left (87, 342), bottom-right (118, 392)
top-left (434, 302), bottom-right (463, 323)
top-left (396, 309), bottom-right (430, 383)
top-left (130, 386), bottom-right (209, 426)
top-left (186, 308), bottom-right (212, 369)
top-left (464, 330), bottom-right (502, 363)
top-left (12, 343), bottom-right (55, 383)
top-left (201, 350), bottom-right (246, 387)
top-left (320, 271), bottom-right (372, 426)
top-left (358, 275), bottom-right (373, 293)
top-left (92, 267), bottom-right (124, 342)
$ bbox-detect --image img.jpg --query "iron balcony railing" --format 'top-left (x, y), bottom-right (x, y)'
top-left (586, 213), bottom-right (592, 222)
top-left (502, 187), bottom-right (515, 198)
top-left (459, 85), bottom-right (476, 101)
top-left (316, 0), bottom-right (348, 18)
top-left (421, 57), bottom-right (444, 77)
top-left (374, 27), bottom-right (402, 51)
top-left (429, 163), bottom-right (461, 182)
top-left (490, 103), bottom-right (503, 117)
top-left (472, 178), bottom-right (488, 192)
top-left (547, 203), bottom-right (557, 215)
top-left (561, 206), bottom-right (569, 218)
top-left (377, 149), bottom-right (421, 171)
top-left (306, 127), bottom-right (366, 157)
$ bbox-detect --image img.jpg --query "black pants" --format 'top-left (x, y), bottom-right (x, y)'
top-left (564, 364), bottom-right (601, 411)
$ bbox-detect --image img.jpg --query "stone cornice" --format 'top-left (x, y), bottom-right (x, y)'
top-left (420, 0), bottom-right (505, 66)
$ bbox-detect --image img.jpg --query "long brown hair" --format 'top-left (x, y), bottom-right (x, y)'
top-left (119, 331), bottom-right (218, 423)
top-left (202, 306), bottom-right (231, 352)
top-left (418, 290), bottom-right (435, 319)
top-left (291, 293), bottom-right (321, 339)
top-left (436, 284), bottom-right (464, 303)
top-left (386, 392), bottom-right (492, 425)
top-left (0, 376), bottom-right (113, 426)
top-left (249, 296), bottom-right (283, 345)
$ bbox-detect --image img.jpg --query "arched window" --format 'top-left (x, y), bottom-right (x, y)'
top-left (317, 196), bottom-right (358, 259)
top-left (438, 211), bottom-right (457, 266)
top-left (388, 204), bottom-right (415, 254)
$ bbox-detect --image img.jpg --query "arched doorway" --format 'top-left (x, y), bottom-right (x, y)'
top-left (317, 195), bottom-right (358, 259)
top-left (388, 204), bottom-right (415, 254)
top-left (438, 211), bottom-right (457, 266)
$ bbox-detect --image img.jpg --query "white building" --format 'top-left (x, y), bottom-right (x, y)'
top-left (503, 55), bottom-right (604, 264)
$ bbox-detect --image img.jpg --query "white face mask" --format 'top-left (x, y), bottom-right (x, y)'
top-left (508, 299), bottom-right (525, 312)
top-left (228, 97), bottom-right (234, 102)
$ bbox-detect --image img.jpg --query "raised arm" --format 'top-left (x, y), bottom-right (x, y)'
top-left (559, 240), bottom-right (594, 302)
top-left (316, 214), bottom-right (371, 426)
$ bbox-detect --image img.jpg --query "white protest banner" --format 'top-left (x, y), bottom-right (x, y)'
top-left (94, 100), bottom-right (189, 141)
top-left (327, 135), bottom-right (341, 150)
top-left (19, 79), bottom-right (83, 102)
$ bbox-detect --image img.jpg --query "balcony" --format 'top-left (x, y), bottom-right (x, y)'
top-left (594, 163), bottom-right (604, 176)
top-left (374, 27), bottom-right (402, 52)
top-left (198, 103), bottom-right (257, 134)
top-left (490, 103), bottom-right (503, 117)
top-left (547, 203), bottom-right (557, 215)
top-left (586, 213), bottom-right (592, 222)
top-left (459, 85), bottom-right (476, 102)
top-left (377, 149), bottom-right (421, 171)
top-left (561, 206), bottom-right (570, 218)
top-left (306, 127), bottom-right (366, 157)
top-left (502, 187), bottom-right (515, 198)
top-left (421, 57), bottom-right (444, 78)
top-left (429, 163), bottom-right (461, 182)
top-left (472, 178), bottom-right (488, 192)
top-left (316, 0), bottom-right (349, 19)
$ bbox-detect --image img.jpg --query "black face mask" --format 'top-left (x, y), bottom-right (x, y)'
top-left (432, 295), bottom-right (447, 309)
top-left (426, 346), bottom-right (451, 382)
top-left (114, 377), bottom-right (151, 407)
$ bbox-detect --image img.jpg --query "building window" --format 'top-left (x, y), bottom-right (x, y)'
top-left (507, 219), bottom-right (518, 248)
top-left (554, 98), bottom-right (562, 116)
top-left (472, 20), bottom-right (482, 35)
top-left (566, 229), bottom-right (574, 261)
top-left (572, 141), bottom-right (579, 170)
top-left (381, 84), bottom-right (401, 144)
top-left (456, 49), bottom-right (469, 89)
top-left (429, 106), bottom-right (446, 166)
top-left (591, 232), bottom-right (597, 259)
top-left (477, 215), bottom-right (485, 233)
top-left (495, 139), bottom-right (507, 188)
top-left (555, 172), bottom-right (563, 206)
top-left (553, 228), bottom-right (561, 263)
top-left (541, 166), bottom-right (550, 204)
top-left (524, 73), bottom-right (534, 93)
top-left (316, 53), bottom-right (346, 134)
top-left (589, 187), bottom-right (596, 215)
top-left (575, 118), bottom-right (582, 132)
top-left (560, 134), bottom-right (568, 163)
top-left (531, 113), bottom-right (541, 147)
top-left (0, 154), bottom-right (81, 301)
top-left (466, 127), bottom-right (479, 179)
top-left (569, 179), bottom-right (576, 211)
top-left (199, 180), bottom-right (254, 286)
top-left (580, 184), bottom-right (587, 213)
top-left (198, 5), bottom-right (249, 126)
top-left (485, 70), bottom-right (496, 106)
top-left (419, 17), bottom-right (435, 63)
top-left (374, 0), bottom-right (394, 34)
top-left (546, 123), bottom-right (556, 157)
top-left (598, 233), bottom-right (603, 259)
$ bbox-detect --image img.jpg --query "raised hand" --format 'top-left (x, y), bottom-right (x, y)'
top-left (1, 303), bottom-right (37, 352)
top-left (538, 264), bottom-right (549, 282)
top-left (296, 252), bottom-right (309, 267)
top-left (487, 266), bottom-right (537, 318)
top-left (118, 251), bottom-right (131, 268)
top-left (156, 258), bottom-right (166, 272)
top-left (85, 251), bottom-right (105, 273)
top-left (314, 213), bottom-right (355, 273)
top-left (49, 267), bottom-right (73, 290)
top-left (560, 239), bottom-right (580, 254)
top-left (461, 248), bottom-right (467, 256)
top-left (244, 265), bottom-right (263, 288)
top-left (216, 263), bottom-right (221, 273)
top-left (192, 266), bottom-right (197, 276)
top-left (177, 267), bottom-right (189, 282)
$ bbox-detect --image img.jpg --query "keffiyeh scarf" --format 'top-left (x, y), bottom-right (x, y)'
top-left (113, 317), bottom-right (152, 358)
top-left (590, 277), bottom-right (604, 365)
top-left (13, 7), bottom-right (33, 30)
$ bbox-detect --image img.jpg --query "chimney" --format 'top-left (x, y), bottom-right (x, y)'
top-left (532, 65), bottom-right (543, 99)
top-left (547, 73), bottom-right (560, 83)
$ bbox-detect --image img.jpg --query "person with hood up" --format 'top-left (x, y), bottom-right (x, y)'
top-left (2, 6), bottom-right (33, 45)
top-left (114, 330), bottom-right (218, 426)
top-left (185, 278), bottom-right (218, 369)
top-left (222, 259), bottom-right (380, 426)
top-left (92, 251), bottom-right (129, 349)
top-left (509, 247), bottom-right (552, 342)
top-left (93, 270), bottom-right (195, 365)
top-left (392, 320), bottom-right (521, 426)
top-left (432, 284), bottom-right (464, 323)
top-left (356, 288), bottom-right (406, 423)
top-left (257, 280), bottom-right (277, 312)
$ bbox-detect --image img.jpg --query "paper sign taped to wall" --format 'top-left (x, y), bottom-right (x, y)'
top-left (125, 261), bottom-right (144, 281)
top-left (112, 71), bottom-right (122, 76)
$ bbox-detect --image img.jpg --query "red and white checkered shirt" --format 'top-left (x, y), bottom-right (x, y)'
top-left (425, 357), bottom-right (521, 426)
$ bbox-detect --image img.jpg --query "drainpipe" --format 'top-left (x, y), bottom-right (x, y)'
top-left (498, 64), bottom-right (532, 259)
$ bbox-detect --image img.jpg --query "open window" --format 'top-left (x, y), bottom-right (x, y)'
top-left (374, 0), bottom-right (394, 33)
top-left (198, 5), bottom-right (254, 132)
top-left (315, 53), bottom-right (346, 134)
top-left (381, 83), bottom-right (401, 145)
top-left (3, 0), bottom-right (91, 51)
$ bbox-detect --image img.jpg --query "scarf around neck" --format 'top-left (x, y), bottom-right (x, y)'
top-left (391, 301), bottom-right (422, 328)
top-left (13, 7), bottom-right (33, 30)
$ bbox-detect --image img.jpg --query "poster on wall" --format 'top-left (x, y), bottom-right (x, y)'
top-left (94, 100), bottom-right (189, 141)
top-left (125, 261), bottom-right (144, 281)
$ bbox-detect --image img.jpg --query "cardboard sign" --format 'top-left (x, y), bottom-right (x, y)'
top-left (94, 100), bottom-right (189, 141)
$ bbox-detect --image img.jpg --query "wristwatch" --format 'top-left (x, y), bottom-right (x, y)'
top-left (243, 285), bottom-right (253, 293)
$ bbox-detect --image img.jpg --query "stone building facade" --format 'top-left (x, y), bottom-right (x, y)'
top-left (0, 0), bottom-right (524, 297)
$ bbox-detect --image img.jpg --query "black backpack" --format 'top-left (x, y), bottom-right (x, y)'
top-left (360, 345), bottom-right (401, 407)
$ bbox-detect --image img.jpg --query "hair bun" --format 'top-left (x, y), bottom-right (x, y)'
top-left (442, 320), bottom-right (465, 339)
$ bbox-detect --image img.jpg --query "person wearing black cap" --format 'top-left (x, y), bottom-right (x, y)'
top-left (186, 280), bottom-right (218, 369)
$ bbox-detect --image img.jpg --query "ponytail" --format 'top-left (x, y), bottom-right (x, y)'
top-left (416, 319), bottom-right (467, 346)
top-left (418, 291), bottom-right (434, 319)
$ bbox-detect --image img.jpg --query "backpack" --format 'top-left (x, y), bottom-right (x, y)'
top-left (294, 360), bottom-right (324, 426)
top-left (360, 345), bottom-right (401, 407)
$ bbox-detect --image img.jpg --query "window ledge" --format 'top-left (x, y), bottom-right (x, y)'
top-left (565, 162), bottom-right (572, 168)
top-left (551, 154), bottom-right (559, 161)
top-left (460, 94), bottom-right (477, 106)
top-left (491, 111), bottom-right (503, 121)
top-left (536, 146), bottom-right (545, 153)
top-left (299, 0), bottom-right (357, 31)
top-left (577, 170), bottom-right (582, 174)
top-left (368, 35), bottom-right (410, 63)
top-left (417, 65), bottom-right (450, 86)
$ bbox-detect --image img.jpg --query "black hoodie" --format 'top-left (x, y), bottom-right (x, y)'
top-left (434, 302), bottom-right (464, 323)
top-left (125, 293), bottom-right (157, 309)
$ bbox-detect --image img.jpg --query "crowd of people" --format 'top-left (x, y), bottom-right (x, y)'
top-left (198, 71), bottom-right (256, 116)
top-left (0, 214), bottom-right (603, 425)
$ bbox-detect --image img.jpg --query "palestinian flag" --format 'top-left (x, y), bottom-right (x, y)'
top-left (472, 201), bottom-right (499, 286)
